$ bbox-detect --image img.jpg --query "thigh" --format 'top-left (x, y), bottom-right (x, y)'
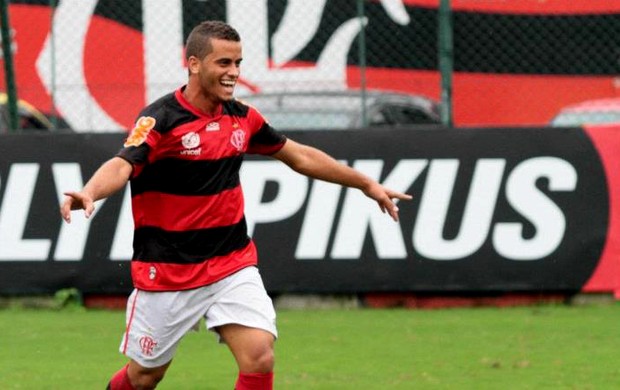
top-left (218, 323), bottom-right (275, 372)
top-left (205, 266), bottom-right (278, 339)
top-left (119, 288), bottom-right (210, 368)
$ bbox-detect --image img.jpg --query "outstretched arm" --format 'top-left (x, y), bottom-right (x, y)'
top-left (60, 157), bottom-right (133, 223)
top-left (271, 139), bottom-right (412, 221)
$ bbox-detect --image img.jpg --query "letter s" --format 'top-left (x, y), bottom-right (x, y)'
top-left (493, 157), bottom-right (577, 260)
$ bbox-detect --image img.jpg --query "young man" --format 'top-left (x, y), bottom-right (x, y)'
top-left (60, 20), bottom-right (411, 390)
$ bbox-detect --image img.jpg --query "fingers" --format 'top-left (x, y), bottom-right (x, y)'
top-left (60, 203), bottom-right (72, 223)
top-left (388, 190), bottom-right (413, 201)
top-left (386, 202), bottom-right (400, 222)
top-left (60, 192), bottom-right (95, 223)
top-left (60, 194), bottom-right (76, 223)
top-left (381, 189), bottom-right (411, 222)
top-left (377, 198), bottom-right (400, 222)
top-left (83, 200), bottom-right (95, 218)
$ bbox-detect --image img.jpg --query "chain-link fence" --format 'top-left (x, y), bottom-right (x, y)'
top-left (1, 0), bottom-right (619, 133)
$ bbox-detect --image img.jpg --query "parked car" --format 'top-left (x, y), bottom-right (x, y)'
top-left (0, 93), bottom-right (71, 133)
top-left (550, 97), bottom-right (620, 127)
top-left (237, 90), bottom-right (441, 130)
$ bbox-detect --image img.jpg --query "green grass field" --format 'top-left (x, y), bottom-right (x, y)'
top-left (1, 301), bottom-right (619, 389)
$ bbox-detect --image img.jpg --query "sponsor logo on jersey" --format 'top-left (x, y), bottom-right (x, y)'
top-left (182, 132), bottom-right (200, 149)
top-left (180, 131), bottom-right (201, 155)
top-left (124, 116), bottom-right (155, 147)
top-left (206, 122), bottom-right (220, 132)
top-left (230, 129), bottom-right (246, 152)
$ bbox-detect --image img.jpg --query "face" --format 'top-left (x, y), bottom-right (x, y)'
top-left (188, 38), bottom-right (242, 106)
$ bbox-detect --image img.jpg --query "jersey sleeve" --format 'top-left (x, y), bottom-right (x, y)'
top-left (116, 107), bottom-right (163, 177)
top-left (246, 106), bottom-right (287, 155)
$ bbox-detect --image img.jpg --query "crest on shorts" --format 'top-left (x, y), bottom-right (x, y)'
top-left (139, 335), bottom-right (158, 356)
top-left (125, 116), bottom-right (155, 147)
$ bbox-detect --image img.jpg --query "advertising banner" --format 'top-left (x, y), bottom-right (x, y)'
top-left (0, 126), bottom-right (618, 295)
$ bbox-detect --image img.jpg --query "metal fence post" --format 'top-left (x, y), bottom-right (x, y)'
top-left (438, 0), bottom-right (453, 127)
top-left (0, 0), bottom-right (19, 132)
top-left (357, 0), bottom-right (368, 127)
top-left (49, 0), bottom-right (58, 130)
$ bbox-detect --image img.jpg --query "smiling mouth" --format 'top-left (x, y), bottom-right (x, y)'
top-left (221, 80), bottom-right (236, 88)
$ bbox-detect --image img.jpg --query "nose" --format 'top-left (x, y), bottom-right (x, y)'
top-left (228, 64), bottom-right (240, 78)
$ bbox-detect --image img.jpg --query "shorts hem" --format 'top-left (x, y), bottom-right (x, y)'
top-left (207, 320), bottom-right (278, 340)
top-left (123, 350), bottom-right (174, 369)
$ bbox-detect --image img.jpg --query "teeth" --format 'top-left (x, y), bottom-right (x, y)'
top-left (221, 81), bottom-right (235, 87)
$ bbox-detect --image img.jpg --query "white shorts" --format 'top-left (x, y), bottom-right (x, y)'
top-left (118, 266), bottom-right (277, 368)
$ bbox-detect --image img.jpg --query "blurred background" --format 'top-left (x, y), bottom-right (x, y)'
top-left (2, 0), bottom-right (619, 133)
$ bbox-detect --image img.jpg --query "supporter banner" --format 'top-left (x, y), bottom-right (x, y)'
top-left (0, 127), bottom-right (618, 295)
top-left (4, 1), bottom-right (618, 130)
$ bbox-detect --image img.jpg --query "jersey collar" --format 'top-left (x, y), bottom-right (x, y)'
top-left (175, 86), bottom-right (224, 120)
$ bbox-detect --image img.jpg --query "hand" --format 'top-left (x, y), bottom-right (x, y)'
top-left (363, 184), bottom-right (412, 222)
top-left (60, 191), bottom-right (95, 223)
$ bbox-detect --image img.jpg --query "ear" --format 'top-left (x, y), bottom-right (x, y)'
top-left (187, 56), bottom-right (200, 75)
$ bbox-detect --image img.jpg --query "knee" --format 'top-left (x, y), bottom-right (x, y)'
top-left (128, 362), bottom-right (169, 390)
top-left (131, 372), bottom-right (165, 390)
top-left (243, 346), bottom-right (275, 373)
top-left (256, 347), bottom-right (275, 373)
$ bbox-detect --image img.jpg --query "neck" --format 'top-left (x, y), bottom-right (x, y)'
top-left (182, 84), bottom-right (220, 116)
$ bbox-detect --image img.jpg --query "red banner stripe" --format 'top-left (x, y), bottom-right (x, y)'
top-left (582, 125), bottom-right (620, 296)
top-left (392, 0), bottom-right (620, 14)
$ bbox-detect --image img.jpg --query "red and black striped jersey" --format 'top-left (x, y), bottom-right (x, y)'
top-left (116, 86), bottom-right (287, 291)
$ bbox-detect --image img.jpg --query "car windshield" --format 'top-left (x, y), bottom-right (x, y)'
top-left (240, 94), bottom-right (365, 130)
top-left (551, 111), bottom-right (620, 126)
top-left (263, 111), bottom-right (356, 130)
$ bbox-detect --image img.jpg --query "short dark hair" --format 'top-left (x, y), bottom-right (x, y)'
top-left (185, 20), bottom-right (241, 61)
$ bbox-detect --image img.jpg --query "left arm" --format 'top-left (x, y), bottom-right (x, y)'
top-left (271, 139), bottom-right (412, 221)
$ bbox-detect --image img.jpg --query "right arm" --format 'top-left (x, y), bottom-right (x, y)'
top-left (60, 156), bottom-right (133, 223)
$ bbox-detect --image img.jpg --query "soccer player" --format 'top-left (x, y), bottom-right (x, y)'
top-left (60, 20), bottom-right (411, 390)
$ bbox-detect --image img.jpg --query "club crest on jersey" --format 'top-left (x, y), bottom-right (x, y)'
top-left (230, 129), bottom-right (246, 152)
top-left (124, 116), bottom-right (155, 147)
